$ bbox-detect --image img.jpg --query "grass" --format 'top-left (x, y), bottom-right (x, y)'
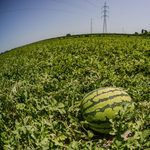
top-left (0, 36), bottom-right (150, 149)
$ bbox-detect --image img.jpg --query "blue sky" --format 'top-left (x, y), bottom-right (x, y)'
top-left (0, 0), bottom-right (150, 53)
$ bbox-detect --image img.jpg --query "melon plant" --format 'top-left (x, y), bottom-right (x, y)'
top-left (81, 87), bottom-right (134, 134)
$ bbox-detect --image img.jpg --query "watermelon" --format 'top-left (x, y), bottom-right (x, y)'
top-left (81, 87), bottom-right (134, 134)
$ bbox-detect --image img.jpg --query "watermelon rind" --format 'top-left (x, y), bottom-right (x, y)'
top-left (81, 87), bottom-right (134, 134)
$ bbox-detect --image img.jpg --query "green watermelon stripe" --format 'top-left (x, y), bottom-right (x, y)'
top-left (89, 117), bottom-right (110, 125)
top-left (83, 88), bottom-right (122, 101)
top-left (84, 103), bottom-right (127, 125)
top-left (81, 88), bottom-right (125, 107)
top-left (82, 93), bottom-right (130, 113)
top-left (83, 101), bottom-right (122, 117)
top-left (91, 116), bottom-right (110, 124)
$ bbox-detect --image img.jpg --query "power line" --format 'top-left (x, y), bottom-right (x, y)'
top-left (0, 8), bottom-right (91, 16)
top-left (101, 2), bottom-right (109, 33)
top-left (84, 0), bottom-right (101, 9)
top-left (0, 1), bottom-right (100, 16)
top-left (95, 0), bottom-right (104, 5)
top-left (52, 0), bottom-right (99, 15)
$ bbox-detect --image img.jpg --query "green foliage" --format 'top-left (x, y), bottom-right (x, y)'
top-left (0, 36), bottom-right (150, 149)
top-left (66, 34), bottom-right (71, 37)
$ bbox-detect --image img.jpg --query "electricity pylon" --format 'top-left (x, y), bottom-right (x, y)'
top-left (101, 2), bottom-right (109, 33)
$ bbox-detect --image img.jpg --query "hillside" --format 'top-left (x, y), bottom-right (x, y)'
top-left (0, 36), bottom-right (150, 149)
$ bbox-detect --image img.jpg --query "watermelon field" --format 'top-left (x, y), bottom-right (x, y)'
top-left (0, 36), bottom-right (150, 149)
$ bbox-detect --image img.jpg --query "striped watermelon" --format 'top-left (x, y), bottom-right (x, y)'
top-left (81, 87), bottom-right (134, 134)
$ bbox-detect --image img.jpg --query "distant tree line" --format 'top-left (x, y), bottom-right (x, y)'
top-left (135, 29), bottom-right (150, 36)
top-left (141, 29), bottom-right (150, 34)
